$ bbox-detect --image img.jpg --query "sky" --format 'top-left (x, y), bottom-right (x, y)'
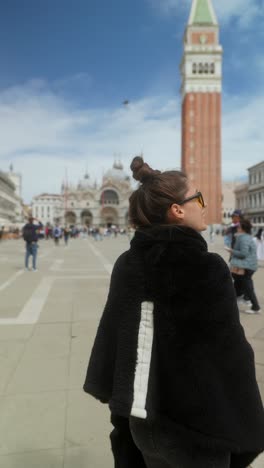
top-left (0, 0), bottom-right (264, 202)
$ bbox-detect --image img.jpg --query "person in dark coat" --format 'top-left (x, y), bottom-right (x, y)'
top-left (83, 157), bottom-right (264, 468)
top-left (225, 210), bottom-right (244, 249)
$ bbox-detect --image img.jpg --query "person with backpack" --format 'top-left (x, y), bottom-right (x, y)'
top-left (53, 225), bottom-right (61, 246)
top-left (22, 217), bottom-right (42, 271)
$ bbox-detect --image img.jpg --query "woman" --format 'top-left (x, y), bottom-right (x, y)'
top-left (84, 157), bottom-right (264, 468)
top-left (228, 220), bottom-right (261, 314)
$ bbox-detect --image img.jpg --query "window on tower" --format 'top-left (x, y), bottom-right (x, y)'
top-left (204, 63), bottom-right (209, 74)
top-left (210, 63), bottom-right (215, 74)
top-left (192, 63), bottom-right (197, 74)
top-left (198, 63), bottom-right (203, 74)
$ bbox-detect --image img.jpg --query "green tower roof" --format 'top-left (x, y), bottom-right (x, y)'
top-left (189, 0), bottom-right (217, 25)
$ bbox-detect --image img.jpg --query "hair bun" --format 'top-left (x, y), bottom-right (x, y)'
top-left (130, 156), bottom-right (160, 183)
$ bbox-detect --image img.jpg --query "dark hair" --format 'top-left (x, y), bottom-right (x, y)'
top-left (129, 156), bottom-right (188, 227)
top-left (239, 219), bottom-right (252, 234)
top-left (255, 228), bottom-right (263, 240)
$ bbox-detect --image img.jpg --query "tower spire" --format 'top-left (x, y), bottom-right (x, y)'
top-left (181, 0), bottom-right (223, 224)
top-left (188, 0), bottom-right (218, 26)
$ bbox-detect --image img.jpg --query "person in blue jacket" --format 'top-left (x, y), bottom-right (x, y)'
top-left (228, 219), bottom-right (261, 314)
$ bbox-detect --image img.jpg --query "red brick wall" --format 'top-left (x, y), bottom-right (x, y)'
top-left (181, 92), bottom-right (222, 224)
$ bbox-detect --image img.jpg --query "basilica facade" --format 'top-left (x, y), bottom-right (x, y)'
top-left (32, 162), bottom-right (133, 228)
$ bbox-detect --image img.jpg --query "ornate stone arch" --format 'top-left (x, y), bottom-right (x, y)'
top-left (100, 189), bottom-right (119, 206)
top-left (65, 211), bottom-right (77, 225)
top-left (81, 209), bottom-right (93, 227)
top-left (100, 207), bottom-right (119, 226)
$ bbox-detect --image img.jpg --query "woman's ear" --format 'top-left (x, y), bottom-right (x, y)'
top-left (167, 204), bottom-right (185, 223)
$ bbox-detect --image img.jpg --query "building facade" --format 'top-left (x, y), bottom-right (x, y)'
top-left (246, 162), bottom-right (264, 225)
top-left (32, 194), bottom-right (63, 225)
top-left (32, 162), bottom-right (133, 228)
top-left (0, 171), bottom-right (18, 226)
top-left (234, 161), bottom-right (264, 226)
top-left (234, 183), bottom-right (249, 215)
top-left (222, 181), bottom-right (242, 224)
top-left (5, 165), bottom-right (24, 223)
top-left (181, 0), bottom-right (223, 223)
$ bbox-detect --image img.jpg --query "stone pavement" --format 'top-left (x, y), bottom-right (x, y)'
top-left (0, 234), bottom-right (263, 468)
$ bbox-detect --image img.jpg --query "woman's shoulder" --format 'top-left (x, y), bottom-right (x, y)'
top-left (205, 252), bottom-right (230, 274)
top-left (112, 251), bottom-right (130, 273)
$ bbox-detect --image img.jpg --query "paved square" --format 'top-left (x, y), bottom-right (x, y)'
top-left (0, 235), bottom-right (263, 467)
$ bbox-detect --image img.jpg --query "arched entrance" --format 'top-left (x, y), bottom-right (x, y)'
top-left (100, 190), bottom-right (119, 205)
top-left (100, 207), bottom-right (118, 226)
top-left (81, 209), bottom-right (93, 227)
top-left (65, 211), bottom-right (77, 225)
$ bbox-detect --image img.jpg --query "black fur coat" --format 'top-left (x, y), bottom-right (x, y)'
top-left (84, 225), bottom-right (264, 468)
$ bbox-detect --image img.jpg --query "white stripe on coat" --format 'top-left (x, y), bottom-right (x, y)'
top-left (130, 301), bottom-right (154, 419)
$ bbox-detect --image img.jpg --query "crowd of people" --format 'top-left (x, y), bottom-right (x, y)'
top-left (18, 219), bottom-right (134, 270)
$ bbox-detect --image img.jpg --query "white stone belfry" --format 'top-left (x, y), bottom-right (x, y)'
top-left (181, 0), bottom-right (223, 97)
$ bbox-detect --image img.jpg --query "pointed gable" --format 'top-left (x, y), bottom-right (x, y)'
top-left (188, 0), bottom-right (218, 26)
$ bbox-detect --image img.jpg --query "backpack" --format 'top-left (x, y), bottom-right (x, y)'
top-left (54, 227), bottom-right (60, 237)
top-left (23, 225), bottom-right (35, 243)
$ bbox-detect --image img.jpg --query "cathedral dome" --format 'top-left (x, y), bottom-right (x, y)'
top-left (78, 172), bottom-right (93, 191)
top-left (104, 161), bottom-right (129, 182)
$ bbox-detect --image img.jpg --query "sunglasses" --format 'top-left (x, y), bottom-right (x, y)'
top-left (178, 191), bottom-right (205, 208)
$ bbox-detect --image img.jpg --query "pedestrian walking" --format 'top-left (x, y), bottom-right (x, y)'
top-left (83, 157), bottom-right (264, 468)
top-left (53, 225), bottom-right (61, 246)
top-left (224, 209), bottom-right (243, 248)
top-left (22, 217), bottom-right (42, 271)
top-left (254, 228), bottom-right (264, 262)
top-left (228, 220), bottom-right (261, 314)
top-left (63, 226), bottom-right (70, 245)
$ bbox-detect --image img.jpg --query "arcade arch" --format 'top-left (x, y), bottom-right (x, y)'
top-left (81, 209), bottom-right (93, 226)
top-left (100, 207), bottom-right (119, 226)
top-left (65, 211), bottom-right (76, 225)
top-left (100, 189), bottom-right (119, 205)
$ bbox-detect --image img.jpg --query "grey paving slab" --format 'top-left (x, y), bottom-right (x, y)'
top-left (22, 333), bottom-right (71, 359)
top-left (0, 325), bottom-right (34, 341)
top-left (0, 341), bottom-right (25, 395)
top-left (68, 355), bottom-right (89, 390)
top-left (5, 356), bottom-right (69, 395)
top-left (39, 302), bottom-right (73, 324)
top-left (32, 323), bottom-right (71, 338)
top-left (71, 320), bottom-right (99, 336)
top-left (0, 275), bottom-right (41, 319)
top-left (65, 391), bottom-right (111, 448)
top-left (0, 450), bottom-right (64, 468)
top-left (64, 446), bottom-right (112, 468)
top-left (0, 392), bottom-right (66, 455)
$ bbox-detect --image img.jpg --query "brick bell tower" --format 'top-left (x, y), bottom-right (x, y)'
top-left (181, 0), bottom-right (223, 224)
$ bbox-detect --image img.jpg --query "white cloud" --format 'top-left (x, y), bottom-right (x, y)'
top-left (0, 80), bottom-right (263, 203)
top-left (147, 0), bottom-right (263, 27)
top-left (0, 81), bottom-right (182, 202)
